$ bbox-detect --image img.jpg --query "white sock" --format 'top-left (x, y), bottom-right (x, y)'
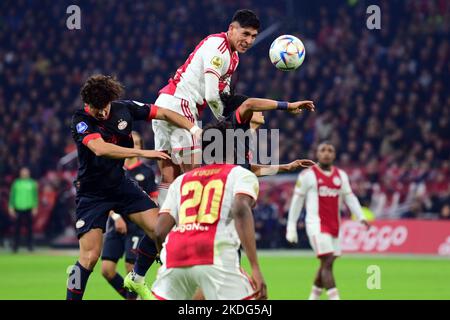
top-left (130, 271), bottom-right (145, 284)
top-left (308, 285), bottom-right (323, 300)
top-left (157, 184), bottom-right (170, 206)
top-left (327, 288), bottom-right (340, 300)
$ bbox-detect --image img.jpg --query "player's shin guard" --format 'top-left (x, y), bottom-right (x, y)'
top-left (157, 183), bottom-right (170, 206)
top-left (133, 235), bottom-right (158, 279)
top-left (66, 261), bottom-right (92, 300)
top-left (108, 273), bottom-right (128, 299)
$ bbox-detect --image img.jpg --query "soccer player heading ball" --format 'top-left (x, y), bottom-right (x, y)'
top-left (66, 75), bottom-right (199, 300)
top-left (152, 9), bottom-right (260, 207)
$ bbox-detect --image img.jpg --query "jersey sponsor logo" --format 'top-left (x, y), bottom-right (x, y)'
top-left (333, 176), bottom-right (342, 187)
top-left (135, 173), bottom-right (145, 181)
top-left (173, 222), bottom-right (210, 233)
top-left (75, 220), bottom-right (85, 229)
top-left (118, 120), bottom-right (128, 130)
top-left (76, 122), bottom-right (88, 133)
top-left (211, 56), bottom-right (223, 69)
top-left (318, 185), bottom-right (340, 197)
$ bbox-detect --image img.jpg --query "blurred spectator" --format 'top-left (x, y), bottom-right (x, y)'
top-left (440, 204), bottom-right (450, 220)
top-left (8, 167), bottom-right (38, 252)
top-left (254, 195), bottom-right (280, 248)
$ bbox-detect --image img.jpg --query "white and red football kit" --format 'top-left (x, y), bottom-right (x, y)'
top-left (152, 32), bottom-right (239, 154)
top-left (287, 165), bottom-right (364, 257)
top-left (151, 163), bottom-right (259, 300)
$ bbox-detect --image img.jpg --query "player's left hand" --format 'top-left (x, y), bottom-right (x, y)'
top-left (287, 100), bottom-right (315, 114)
top-left (32, 208), bottom-right (38, 216)
top-left (360, 220), bottom-right (371, 230)
top-left (286, 159), bottom-right (316, 171)
top-left (251, 268), bottom-right (268, 300)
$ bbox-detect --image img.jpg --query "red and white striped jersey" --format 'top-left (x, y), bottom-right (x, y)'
top-left (293, 165), bottom-right (354, 237)
top-left (159, 32), bottom-right (239, 117)
top-left (159, 164), bottom-right (259, 268)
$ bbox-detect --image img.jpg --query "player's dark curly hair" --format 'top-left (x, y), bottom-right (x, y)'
top-left (231, 9), bottom-right (260, 30)
top-left (220, 92), bottom-right (249, 117)
top-left (80, 75), bottom-right (124, 109)
top-left (201, 120), bottom-right (236, 163)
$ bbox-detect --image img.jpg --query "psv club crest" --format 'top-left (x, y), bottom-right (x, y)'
top-left (117, 119), bottom-right (128, 130)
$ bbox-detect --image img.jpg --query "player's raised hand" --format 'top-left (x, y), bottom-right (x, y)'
top-left (251, 268), bottom-right (268, 300)
top-left (141, 150), bottom-right (171, 160)
top-left (288, 100), bottom-right (315, 113)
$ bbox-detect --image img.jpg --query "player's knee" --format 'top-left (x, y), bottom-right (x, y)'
top-left (80, 248), bottom-right (101, 269)
top-left (101, 263), bottom-right (116, 280)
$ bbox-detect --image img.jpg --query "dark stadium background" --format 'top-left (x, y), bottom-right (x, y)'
top-left (0, 0), bottom-right (449, 251)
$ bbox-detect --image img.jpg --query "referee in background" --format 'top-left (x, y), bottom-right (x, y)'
top-left (8, 167), bottom-right (39, 252)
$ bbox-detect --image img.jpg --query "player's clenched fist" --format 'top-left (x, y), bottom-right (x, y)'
top-left (286, 223), bottom-right (298, 244)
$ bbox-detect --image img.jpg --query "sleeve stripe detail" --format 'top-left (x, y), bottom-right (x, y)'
top-left (205, 68), bottom-right (221, 78)
top-left (82, 133), bottom-right (101, 146)
top-left (148, 105), bottom-right (158, 121)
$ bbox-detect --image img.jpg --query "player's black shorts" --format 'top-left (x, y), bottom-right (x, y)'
top-left (74, 178), bottom-right (157, 238)
top-left (101, 225), bottom-right (144, 264)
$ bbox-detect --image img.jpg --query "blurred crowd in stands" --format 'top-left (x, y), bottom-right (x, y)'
top-left (0, 0), bottom-right (449, 247)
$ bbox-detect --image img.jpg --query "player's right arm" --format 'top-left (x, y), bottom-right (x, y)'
top-left (203, 40), bottom-right (231, 119)
top-left (86, 137), bottom-right (170, 160)
top-left (238, 98), bottom-right (315, 123)
top-left (73, 114), bottom-right (170, 160)
top-left (286, 171), bottom-right (310, 244)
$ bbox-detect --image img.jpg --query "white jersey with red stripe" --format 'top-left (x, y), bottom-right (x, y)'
top-left (159, 32), bottom-right (239, 118)
top-left (158, 163), bottom-right (259, 269)
top-left (294, 165), bottom-right (353, 237)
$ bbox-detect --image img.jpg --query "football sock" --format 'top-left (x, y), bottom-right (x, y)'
top-left (126, 290), bottom-right (138, 300)
top-left (134, 235), bottom-right (158, 277)
top-left (108, 273), bottom-right (127, 299)
top-left (327, 288), bottom-right (340, 300)
top-left (66, 261), bottom-right (92, 300)
top-left (308, 285), bottom-right (323, 300)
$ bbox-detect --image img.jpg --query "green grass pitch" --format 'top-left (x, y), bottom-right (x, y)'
top-left (0, 251), bottom-right (449, 300)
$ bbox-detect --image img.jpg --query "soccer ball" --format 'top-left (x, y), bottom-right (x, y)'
top-left (269, 35), bottom-right (306, 71)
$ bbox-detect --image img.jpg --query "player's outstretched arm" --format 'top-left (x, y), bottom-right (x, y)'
top-left (238, 98), bottom-right (315, 122)
top-left (154, 108), bottom-right (202, 138)
top-left (86, 136), bottom-right (171, 160)
top-left (233, 194), bottom-right (267, 300)
top-left (250, 159), bottom-right (316, 177)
